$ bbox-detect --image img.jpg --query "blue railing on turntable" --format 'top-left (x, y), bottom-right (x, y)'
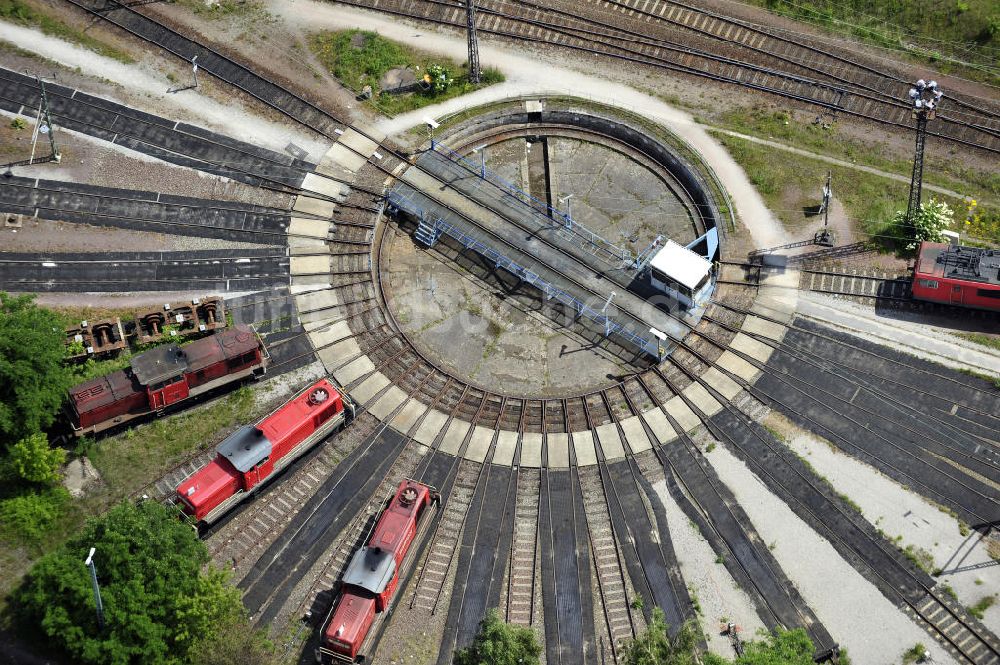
top-left (386, 189), bottom-right (658, 359)
top-left (429, 142), bottom-right (635, 269)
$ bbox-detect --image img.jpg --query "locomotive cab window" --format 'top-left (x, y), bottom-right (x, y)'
top-left (978, 289), bottom-right (1000, 299)
top-left (918, 279), bottom-right (939, 289)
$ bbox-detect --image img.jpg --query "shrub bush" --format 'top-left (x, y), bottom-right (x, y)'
top-left (0, 486), bottom-right (71, 544)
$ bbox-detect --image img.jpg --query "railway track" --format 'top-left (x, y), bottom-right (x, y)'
top-left (204, 430), bottom-right (365, 567)
top-left (799, 268), bottom-right (913, 299)
top-left (506, 467), bottom-right (540, 626)
top-left (718, 261), bottom-right (914, 300)
top-left (715, 391), bottom-right (998, 665)
top-left (330, 0), bottom-right (999, 154)
top-left (49, 5), bottom-right (1000, 660)
top-left (582, 0), bottom-right (999, 120)
top-left (0, 176), bottom-right (335, 245)
top-left (409, 459), bottom-right (483, 613)
top-left (0, 69), bottom-right (387, 213)
top-left (578, 465), bottom-right (635, 656)
top-left (667, 303), bottom-right (999, 661)
top-left (719, 260), bottom-right (1000, 326)
top-left (0, 248), bottom-right (294, 292)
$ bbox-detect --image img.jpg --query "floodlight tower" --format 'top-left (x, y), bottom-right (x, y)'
top-left (466, 0), bottom-right (481, 84)
top-left (905, 78), bottom-right (943, 230)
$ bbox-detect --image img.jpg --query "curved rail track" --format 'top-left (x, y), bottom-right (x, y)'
top-left (31, 3), bottom-right (1000, 661)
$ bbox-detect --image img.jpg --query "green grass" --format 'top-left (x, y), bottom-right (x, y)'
top-left (174, 0), bottom-right (264, 16)
top-left (711, 106), bottom-right (1000, 211)
top-left (745, 0), bottom-right (1000, 85)
top-left (0, 0), bottom-right (135, 63)
top-left (88, 386), bottom-right (255, 501)
top-left (954, 332), bottom-right (1000, 351)
top-left (902, 544), bottom-right (937, 574)
top-left (970, 594), bottom-right (996, 620)
top-left (66, 352), bottom-right (133, 384)
top-left (903, 642), bottom-right (928, 664)
top-left (309, 29), bottom-right (504, 117)
top-left (713, 131), bottom-right (996, 251)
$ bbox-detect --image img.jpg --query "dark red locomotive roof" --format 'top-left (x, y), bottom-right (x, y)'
top-left (129, 326), bottom-right (259, 386)
top-left (915, 243), bottom-right (1000, 285)
top-left (69, 370), bottom-right (141, 415)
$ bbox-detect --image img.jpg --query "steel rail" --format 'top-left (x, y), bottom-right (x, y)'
top-left (329, 0), bottom-right (999, 153)
top-left (663, 349), bottom-right (999, 663)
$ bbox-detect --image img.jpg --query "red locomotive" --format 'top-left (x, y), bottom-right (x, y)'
top-left (912, 242), bottom-right (1000, 311)
top-left (176, 378), bottom-right (355, 526)
top-left (318, 480), bottom-right (439, 663)
top-left (67, 326), bottom-right (268, 436)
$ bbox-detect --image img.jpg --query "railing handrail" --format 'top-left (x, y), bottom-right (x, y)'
top-left (429, 141), bottom-right (635, 267)
top-left (389, 190), bottom-right (658, 358)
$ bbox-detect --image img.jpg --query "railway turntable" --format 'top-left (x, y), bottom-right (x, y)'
top-left (385, 108), bottom-right (723, 365)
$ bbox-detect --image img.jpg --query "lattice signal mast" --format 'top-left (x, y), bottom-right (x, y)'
top-left (905, 79), bottom-right (943, 229)
top-left (466, 0), bottom-right (481, 84)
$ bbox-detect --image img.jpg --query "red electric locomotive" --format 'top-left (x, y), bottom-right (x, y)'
top-left (317, 480), bottom-right (440, 663)
top-left (176, 378), bottom-right (355, 526)
top-left (67, 326), bottom-right (268, 436)
top-left (912, 242), bottom-right (1000, 311)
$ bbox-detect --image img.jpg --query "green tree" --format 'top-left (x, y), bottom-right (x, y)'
top-left (621, 609), bottom-right (829, 665)
top-left (891, 198), bottom-right (955, 250)
top-left (0, 485), bottom-right (71, 544)
top-left (12, 501), bottom-right (244, 665)
top-left (7, 432), bottom-right (66, 484)
top-left (0, 292), bottom-right (72, 446)
top-left (454, 608), bottom-right (542, 665)
top-left (621, 608), bottom-right (702, 665)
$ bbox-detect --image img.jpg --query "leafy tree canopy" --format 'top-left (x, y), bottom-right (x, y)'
top-left (454, 608), bottom-right (542, 665)
top-left (0, 292), bottom-right (72, 446)
top-left (13, 501), bottom-right (243, 665)
top-left (7, 431), bottom-right (66, 484)
top-left (621, 608), bottom-right (702, 665)
top-left (622, 606), bottom-right (827, 665)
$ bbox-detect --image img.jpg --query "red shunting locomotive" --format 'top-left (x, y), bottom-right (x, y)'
top-left (318, 480), bottom-right (439, 663)
top-left (176, 378), bottom-right (355, 527)
top-left (67, 326), bottom-right (268, 436)
top-left (912, 242), bottom-right (1000, 311)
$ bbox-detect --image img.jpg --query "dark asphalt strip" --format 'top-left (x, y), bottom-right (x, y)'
top-left (789, 318), bottom-right (1000, 425)
top-left (0, 68), bottom-right (312, 187)
top-left (541, 469), bottom-right (592, 664)
top-left (0, 177), bottom-right (293, 243)
top-left (655, 432), bottom-right (813, 635)
top-left (760, 341), bottom-right (1000, 480)
top-left (436, 464), bottom-right (515, 663)
top-left (607, 458), bottom-right (689, 629)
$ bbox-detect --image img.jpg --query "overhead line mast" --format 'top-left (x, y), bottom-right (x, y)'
top-left (905, 79), bottom-right (943, 231)
top-left (466, 0), bottom-right (481, 84)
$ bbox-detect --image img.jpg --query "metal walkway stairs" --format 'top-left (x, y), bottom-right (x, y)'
top-left (415, 217), bottom-right (442, 247)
